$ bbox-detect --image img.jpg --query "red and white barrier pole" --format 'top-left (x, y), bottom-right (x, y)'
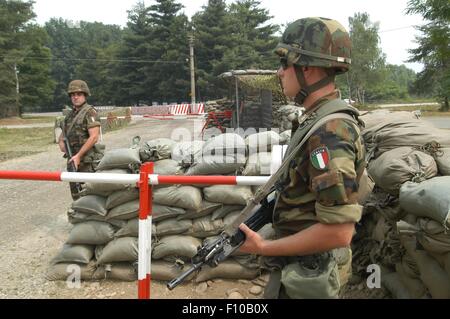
top-left (0, 171), bottom-right (269, 186)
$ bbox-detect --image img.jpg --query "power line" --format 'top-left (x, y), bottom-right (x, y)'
top-left (379, 25), bottom-right (415, 33)
top-left (0, 55), bottom-right (185, 64)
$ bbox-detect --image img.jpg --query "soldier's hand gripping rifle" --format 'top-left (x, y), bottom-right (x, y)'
top-left (167, 191), bottom-right (276, 290)
top-left (62, 124), bottom-right (83, 194)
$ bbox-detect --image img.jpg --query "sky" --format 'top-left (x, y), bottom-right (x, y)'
top-left (33, 0), bottom-right (425, 72)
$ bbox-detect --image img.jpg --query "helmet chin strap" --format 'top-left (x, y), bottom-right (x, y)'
top-left (294, 65), bottom-right (335, 105)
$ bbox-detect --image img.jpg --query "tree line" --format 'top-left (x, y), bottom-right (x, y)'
top-left (0, 0), bottom-right (448, 118)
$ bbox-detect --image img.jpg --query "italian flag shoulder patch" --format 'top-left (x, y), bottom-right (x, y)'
top-left (311, 146), bottom-right (330, 170)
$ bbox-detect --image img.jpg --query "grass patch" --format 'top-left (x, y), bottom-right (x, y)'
top-left (0, 127), bottom-right (54, 162)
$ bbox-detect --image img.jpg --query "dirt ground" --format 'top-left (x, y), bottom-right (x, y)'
top-left (0, 117), bottom-right (382, 299)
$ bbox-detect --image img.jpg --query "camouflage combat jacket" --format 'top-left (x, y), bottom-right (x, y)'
top-left (274, 93), bottom-right (366, 236)
top-left (63, 103), bottom-right (101, 155)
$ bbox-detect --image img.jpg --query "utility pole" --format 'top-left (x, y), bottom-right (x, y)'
top-left (188, 34), bottom-right (197, 113)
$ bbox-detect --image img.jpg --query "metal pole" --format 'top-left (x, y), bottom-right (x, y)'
top-left (235, 76), bottom-right (239, 129)
top-left (189, 35), bottom-right (197, 113)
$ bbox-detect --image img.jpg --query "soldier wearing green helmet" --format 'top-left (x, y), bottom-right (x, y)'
top-left (239, 18), bottom-right (367, 299)
top-left (58, 80), bottom-right (102, 200)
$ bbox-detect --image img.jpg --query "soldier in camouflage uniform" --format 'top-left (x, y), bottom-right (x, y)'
top-left (239, 18), bottom-right (366, 298)
top-left (58, 80), bottom-right (101, 200)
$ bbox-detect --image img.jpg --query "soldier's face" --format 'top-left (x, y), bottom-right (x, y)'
top-left (70, 92), bottom-right (87, 108)
top-left (277, 65), bottom-right (301, 99)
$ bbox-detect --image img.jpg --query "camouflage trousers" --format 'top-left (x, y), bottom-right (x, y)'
top-left (262, 251), bottom-right (341, 299)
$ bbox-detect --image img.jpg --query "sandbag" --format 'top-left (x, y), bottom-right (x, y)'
top-left (153, 205), bottom-right (186, 222)
top-left (152, 235), bottom-right (202, 260)
top-left (360, 110), bottom-right (416, 131)
top-left (177, 201), bottom-right (221, 220)
top-left (211, 205), bottom-right (245, 221)
top-left (395, 263), bottom-right (428, 298)
top-left (154, 159), bottom-right (183, 175)
top-left (114, 218), bottom-right (139, 238)
top-left (151, 261), bottom-right (195, 281)
top-left (66, 221), bottom-right (116, 245)
top-left (85, 169), bottom-right (130, 195)
top-left (185, 155), bottom-right (245, 176)
top-left (242, 152), bottom-right (272, 176)
top-left (381, 271), bottom-right (412, 299)
top-left (186, 216), bottom-right (224, 238)
top-left (67, 209), bottom-right (127, 229)
top-left (171, 141), bottom-right (205, 167)
top-left (357, 169), bottom-right (375, 205)
top-left (279, 130), bottom-right (291, 145)
top-left (153, 186), bottom-right (202, 211)
top-left (203, 185), bottom-right (253, 205)
top-left (106, 187), bottom-right (139, 210)
top-left (436, 148), bottom-right (450, 176)
top-left (416, 218), bottom-right (450, 255)
top-left (368, 147), bottom-right (437, 195)
top-left (223, 210), bottom-right (242, 227)
top-left (51, 244), bottom-right (95, 265)
top-left (156, 219), bottom-right (192, 237)
top-left (46, 261), bottom-right (97, 281)
top-left (72, 195), bottom-right (108, 216)
top-left (401, 235), bottom-right (450, 299)
top-left (245, 131), bottom-right (280, 153)
top-left (195, 260), bottom-right (259, 283)
top-left (93, 262), bottom-right (137, 281)
top-left (96, 237), bottom-right (138, 264)
top-left (400, 177), bottom-right (450, 228)
top-left (107, 199), bottom-right (139, 221)
top-left (186, 133), bottom-right (246, 175)
top-left (140, 138), bottom-right (176, 162)
top-left (96, 148), bottom-right (141, 171)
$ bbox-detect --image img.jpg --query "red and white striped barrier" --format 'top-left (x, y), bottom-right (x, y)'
top-left (0, 167), bottom-right (269, 299)
top-left (170, 104), bottom-right (191, 115)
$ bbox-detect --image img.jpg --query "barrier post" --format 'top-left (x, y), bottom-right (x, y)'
top-left (138, 162), bottom-right (153, 299)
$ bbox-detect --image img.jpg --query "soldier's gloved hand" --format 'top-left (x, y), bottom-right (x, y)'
top-left (69, 154), bottom-right (81, 170)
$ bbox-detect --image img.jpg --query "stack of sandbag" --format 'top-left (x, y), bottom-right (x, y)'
top-left (48, 133), bottom-right (279, 284)
top-left (242, 131), bottom-right (281, 176)
top-left (349, 110), bottom-right (450, 298)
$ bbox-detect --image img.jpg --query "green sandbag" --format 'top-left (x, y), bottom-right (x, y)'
top-left (151, 261), bottom-right (195, 281)
top-left (153, 186), bottom-right (203, 211)
top-left (156, 219), bottom-right (192, 237)
top-left (93, 262), bottom-right (137, 281)
top-left (66, 221), bottom-right (116, 245)
top-left (368, 147), bottom-right (437, 195)
top-left (51, 244), bottom-right (95, 265)
top-left (245, 131), bottom-right (280, 153)
top-left (154, 159), bottom-right (183, 175)
top-left (152, 235), bottom-right (202, 260)
top-left (171, 141), bottom-right (205, 167)
top-left (96, 237), bottom-right (138, 265)
top-left (211, 205), bottom-right (244, 221)
top-left (177, 201), bottom-right (221, 220)
top-left (400, 177), bottom-right (450, 228)
top-left (96, 148), bottom-right (141, 171)
top-left (107, 199), bottom-right (139, 221)
top-left (153, 205), bottom-right (186, 222)
top-left (106, 187), bottom-right (139, 210)
top-left (85, 169), bottom-right (130, 195)
top-left (243, 152), bottom-right (272, 176)
top-left (72, 195), bottom-right (108, 216)
top-left (381, 271), bottom-right (412, 299)
top-left (114, 218), bottom-right (139, 238)
top-left (67, 209), bottom-right (127, 229)
top-left (203, 185), bottom-right (253, 205)
top-left (195, 260), bottom-right (259, 283)
top-left (46, 261), bottom-right (97, 281)
top-left (140, 138), bottom-right (176, 162)
top-left (186, 216), bottom-right (224, 238)
top-left (395, 263), bottom-right (428, 298)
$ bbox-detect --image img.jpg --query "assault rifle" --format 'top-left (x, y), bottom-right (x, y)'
top-left (167, 191), bottom-right (276, 290)
top-left (63, 135), bottom-right (83, 194)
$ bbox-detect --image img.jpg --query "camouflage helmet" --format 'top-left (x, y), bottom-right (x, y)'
top-left (67, 80), bottom-right (91, 96)
top-left (275, 17), bottom-right (352, 74)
